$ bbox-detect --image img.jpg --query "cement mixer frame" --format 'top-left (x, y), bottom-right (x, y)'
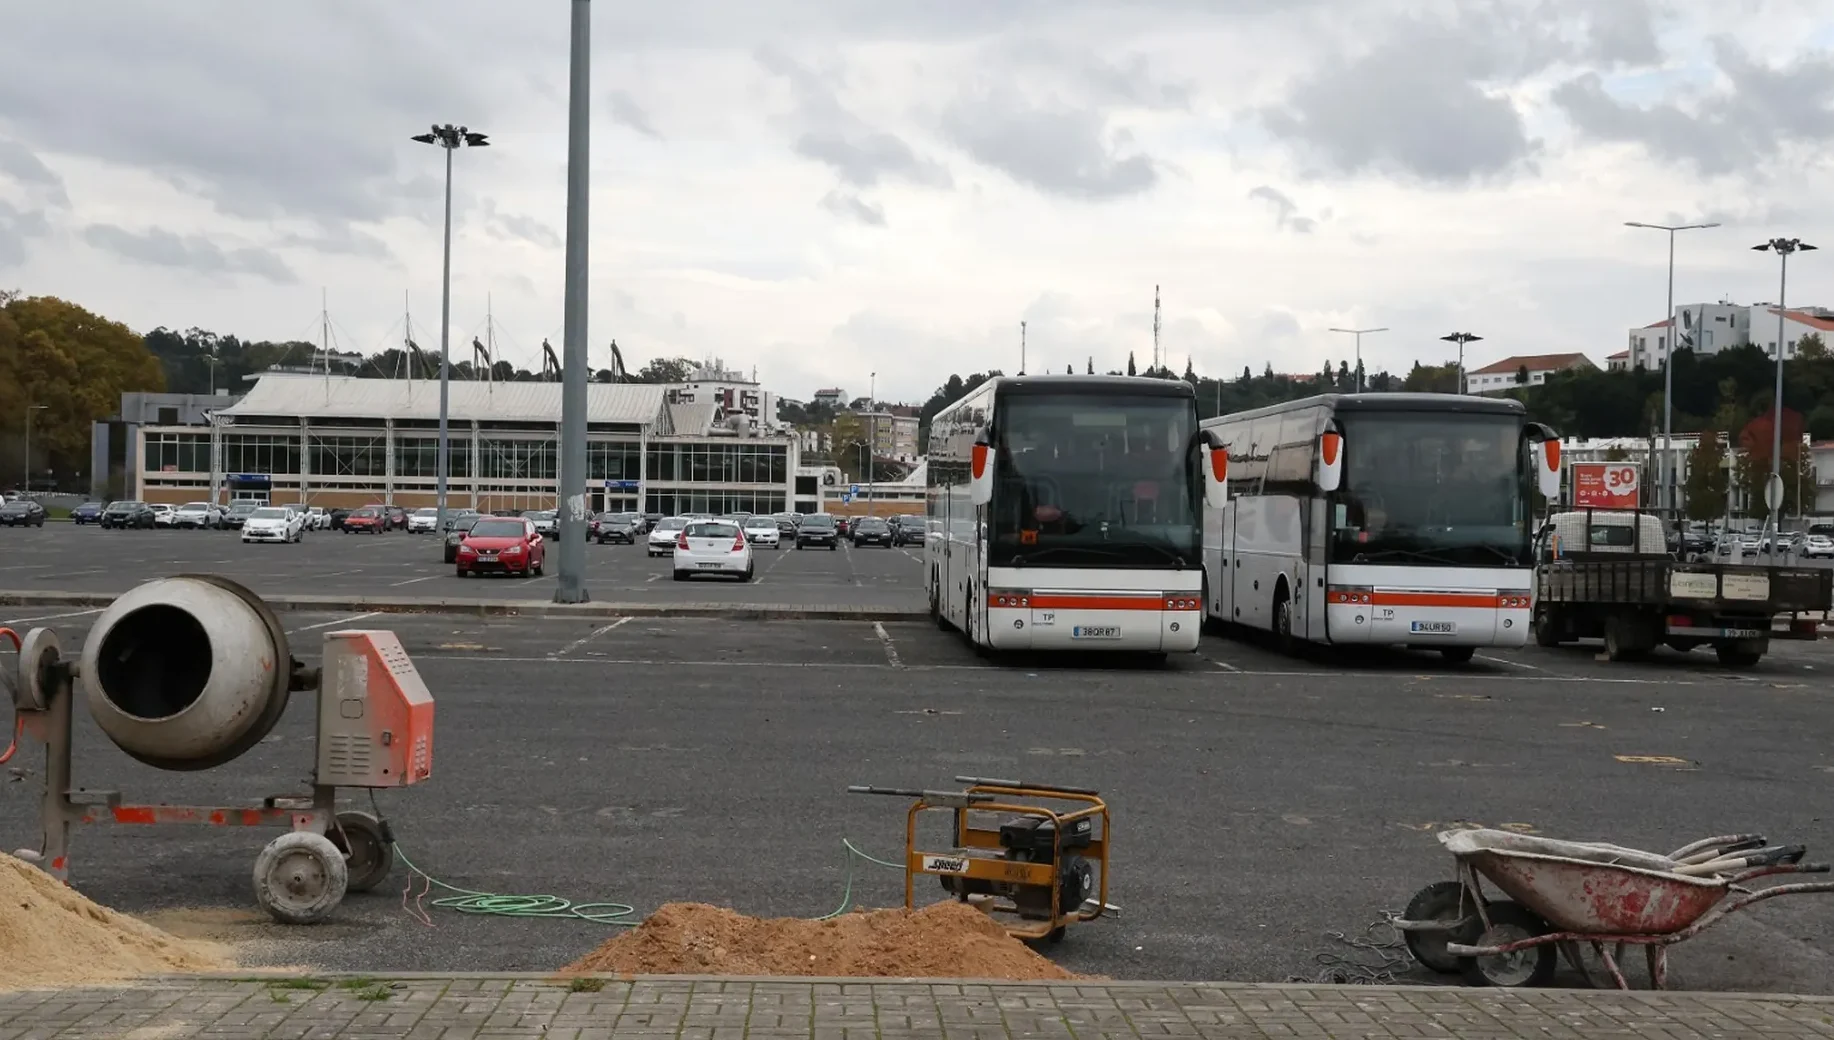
top-left (4, 575), bottom-right (435, 925)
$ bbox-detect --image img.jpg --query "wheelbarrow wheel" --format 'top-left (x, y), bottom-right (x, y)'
top-left (1402, 880), bottom-right (1479, 974)
top-left (1462, 901), bottom-right (1556, 988)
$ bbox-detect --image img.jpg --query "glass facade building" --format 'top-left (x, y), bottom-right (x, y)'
top-left (132, 375), bottom-right (797, 514)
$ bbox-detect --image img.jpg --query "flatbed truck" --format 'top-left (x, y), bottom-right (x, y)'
top-left (1533, 510), bottom-right (1830, 667)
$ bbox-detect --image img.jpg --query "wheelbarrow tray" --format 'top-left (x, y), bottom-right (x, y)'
top-left (1440, 829), bottom-right (1726, 935)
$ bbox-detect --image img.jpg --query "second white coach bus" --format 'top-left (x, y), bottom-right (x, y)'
top-left (926, 375), bottom-right (1227, 654)
top-left (1201, 393), bottom-right (1560, 660)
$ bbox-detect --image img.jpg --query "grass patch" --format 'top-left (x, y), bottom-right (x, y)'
top-left (353, 985), bottom-right (394, 1002)
top-left (337, 977), bottom-right (380, 991)
top-left (568, 977), bottom-right (607, 993)
top-left (269, 992), bottom-right (291, 1004)
top-left (268, 978), bottom-right (330, 991)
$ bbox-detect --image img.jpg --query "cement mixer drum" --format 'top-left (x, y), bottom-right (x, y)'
top-left (81, 575), bottom-right (294, 771)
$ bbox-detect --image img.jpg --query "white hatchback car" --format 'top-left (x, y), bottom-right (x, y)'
top-left (740, 515), bottom-right (781, 548)
top-left (150, 503), bottom-right (178, 527)
top-left (647, 516), bottom-right (689, 556)
top-left (672, 519), bottom-right (754, 581)
top-left (241, 506), bottom-right (304, 543)
top-left (407, 507), bottom-right (440, 533)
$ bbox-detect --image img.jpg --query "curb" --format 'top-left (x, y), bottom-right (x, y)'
top-left (167, 972), bottom-right (1834, 1003)
top-left (0, 590), bottom-right (928, 623)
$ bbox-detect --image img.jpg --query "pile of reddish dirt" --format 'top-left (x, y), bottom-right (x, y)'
top-left (562, 901), bottom-right (1081, 980)
top-left (0, 853), bottom-right (230, 989)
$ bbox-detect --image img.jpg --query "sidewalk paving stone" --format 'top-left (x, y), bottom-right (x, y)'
top-left (2, 977), bottom-right (1833, 1040)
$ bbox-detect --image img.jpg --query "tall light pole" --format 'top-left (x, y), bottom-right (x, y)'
top-left (867, 371), bottom-right (876, 516)
top-left (22, 403), bottom-right (46, 491)
top-left (1440, 332), bottom-right (1482, 394)
top-left (1625, 220), bottom-right (1718, 514)
top-left (1752, 237), bottom-right (1817, 558)
top-left (553, 0), bottom-right (592, 603)
top-left (1329, 326), bottom-right (1387, 392)
top-left (410, 123), bottom-right (490, 535)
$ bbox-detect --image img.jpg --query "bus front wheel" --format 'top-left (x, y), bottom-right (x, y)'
top-left (1272, 586), bottom-right (1295, 656)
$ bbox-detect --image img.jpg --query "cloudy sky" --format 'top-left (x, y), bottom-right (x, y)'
top-left (2, 0), bottom-right (1832, 404)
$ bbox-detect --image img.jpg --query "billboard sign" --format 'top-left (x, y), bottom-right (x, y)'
top-left (1571, 461), bottom-right (1639, 509)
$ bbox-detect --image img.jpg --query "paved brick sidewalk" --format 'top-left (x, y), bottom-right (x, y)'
top-left (3, 976), bottom-right (1834, 1039)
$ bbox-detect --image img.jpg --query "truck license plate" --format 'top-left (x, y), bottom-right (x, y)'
top-left (1411, 621), bottom-right (1457, 634)
top-left (1072, 626), bottom-right (1121, 639)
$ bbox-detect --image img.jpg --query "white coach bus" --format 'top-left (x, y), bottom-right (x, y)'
top-left (926, 375), bottom-right (1227, 654)
top-left (1200, 393), bottom-right (1560, 661)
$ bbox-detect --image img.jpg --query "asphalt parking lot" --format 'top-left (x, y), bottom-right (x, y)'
top-left (0, 524), bottom-right (928, 609)
top-left (4, 599), bottom-right (1832, 993)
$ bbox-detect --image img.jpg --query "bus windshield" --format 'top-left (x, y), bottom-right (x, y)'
top-left (992, 393), bottom-right (1199, 568)
top-left (1328, 412), bottom-right (1530, 567)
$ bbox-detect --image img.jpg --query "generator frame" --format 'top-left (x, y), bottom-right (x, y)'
top-left (852, 776), bottom-right (1110, 942)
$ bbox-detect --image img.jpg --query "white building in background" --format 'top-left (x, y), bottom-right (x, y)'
top-left (1606, 350), bottom-right (1631, 371)
top-left (1464, 352), bottom-right (1597, 394)
top-left (1622, 302), bottom-right (1834, 370)
top-left (1812, 442), bottom-right (1834, 516)
top-left (665, 359), bottom-right (780, 434)
top-left (811, 388), bottom-right (846, 409)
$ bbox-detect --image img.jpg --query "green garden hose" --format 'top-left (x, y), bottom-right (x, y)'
top-left (390, 838), bottom-right (902, 926)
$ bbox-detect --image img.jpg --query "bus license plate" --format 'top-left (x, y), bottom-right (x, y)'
top-left (1411, 621), bottom-right (1456, 634)
top-left (1073, 626), bottom-right (1120, 639)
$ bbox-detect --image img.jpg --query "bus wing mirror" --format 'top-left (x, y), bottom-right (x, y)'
top-left (1532, 435), bottom-right (1561, 499)
top-left (1200, 430), bottom-right (1229, 508)
top-left (970, 427), bottom-right (994, 506)
top-left (1316, 432), bottom-right (1343, 493)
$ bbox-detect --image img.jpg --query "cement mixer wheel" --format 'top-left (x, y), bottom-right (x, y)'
top-left (254, 831), bottom-right (348, 924)
top-left (328, 811), bottom-right (394, 892)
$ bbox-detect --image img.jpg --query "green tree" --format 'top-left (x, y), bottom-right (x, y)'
top-left (1808, 403), bottom-right (1834, 442)
top-left (1126, 351), bottom-right (1137, 377)
top-left (1682, 430), bottom-right (1729, 521)
top-left (1402, 361), bottom-right (1458, 393)
top-left (2, 295), bottom-right (165, 491)
top-left (1798, 331), bottom-right (1826, 359)
top-left (630, 357), bottom-right (697, 384)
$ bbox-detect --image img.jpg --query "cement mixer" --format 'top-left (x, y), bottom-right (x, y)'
top-left (1, 575), bottom-right (435, 924)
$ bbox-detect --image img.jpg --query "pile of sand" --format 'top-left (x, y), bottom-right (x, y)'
top-left (562, 901), bottom-right (1081, 980)
top-left (0, 853), bottom-right (230, 989)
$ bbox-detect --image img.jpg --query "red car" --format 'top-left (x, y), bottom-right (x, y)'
top-left (456, 517), bottom-right (546, 578)
top-left (343, 506), bottom-right (385, 534)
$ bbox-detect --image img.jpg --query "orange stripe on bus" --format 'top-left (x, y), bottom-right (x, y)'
top-left (1370, 592), bottom-right (1502, 608)
top-left (998, 595), bottom-right (1169, 611)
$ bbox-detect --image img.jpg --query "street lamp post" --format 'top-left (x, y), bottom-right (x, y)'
top-left (1329, 326), bottom-right (1387, 392)
top-left (22, 403), bottom-right (46, 491)
top-left (867, 372), bottom-right (876, 516)
top-left (1440, 332), bottom-right (1482, 394)
top-left (1751, 237), bottom-right (1817, 560)
top-left (1625, 220), bottom-right (1718, 514)
top-left (553, 0), bottom-right (593, 603)
top-left (410, 123), bottom-right (490, 535)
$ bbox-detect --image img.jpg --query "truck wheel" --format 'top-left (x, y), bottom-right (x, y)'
top-left (1603, 614), bottom-right (1651, 662)
top-left (1715, 644), bottom-right (1763, 668)
top-left (1532, 609), bottom-right (1564, 647)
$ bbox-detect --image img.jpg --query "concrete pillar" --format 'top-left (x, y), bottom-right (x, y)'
top-left (384, 419), bottom-right (395, 504)
top-left (89, 422), bottom-right (109, 501)
top-left (297, 418), bottom-right (310, 506)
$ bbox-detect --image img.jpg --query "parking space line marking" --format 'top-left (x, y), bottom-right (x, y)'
top-left (873, 621), bottom-right (905, 669)
top-left (388, 575), bottom-right (441, 587)
top-left (840, 540), bottom-right (862, 586)
top-left (1, 607), bottom-right (105, 625)
top-left (1475, 654), bottom-right (1543, 671)
top-left (1201, 654), bottom-right (1242, 672)
top-left (288, 610), bottom-right (384, 634)
top-left (554, 617), bottom-right (631, 657)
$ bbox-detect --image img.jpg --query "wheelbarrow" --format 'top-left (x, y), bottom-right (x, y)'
top-left (1395, 828), bottom-right (1834, 989)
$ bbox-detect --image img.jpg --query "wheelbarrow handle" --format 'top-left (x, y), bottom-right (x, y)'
top-left (1669, 834), bottom-right (1766, 862)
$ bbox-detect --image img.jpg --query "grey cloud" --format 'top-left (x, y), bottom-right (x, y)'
top-left (0, 198), bottom-right (51, 268)
top-left (1261, 27), bottom-right (1536, 184)
top-left (0, 138), bottom-right (68, 208)
top-left (494, 212), bottom-right (564, 249)
top-left (820, 189), bottom-right (886, 226)
top-left (1555, 39), bottom-right (1834, 175)
top-left (757, 47), bottom-right (954, 193)
top-left (941, 91), bottom-right (1156, 200)
top-left (1578, 0), bottom-right (1661, 67)
top-left (606, 89), bottom-right (662, 139)
top-left (281, 225), bottom-right (393, 261)
top-left (0, 4), bottom-right (493, 226)
top-left (82, 224), bottom-right (297, 283)
top-left (1247, 186), bottom-right (1316, 233)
